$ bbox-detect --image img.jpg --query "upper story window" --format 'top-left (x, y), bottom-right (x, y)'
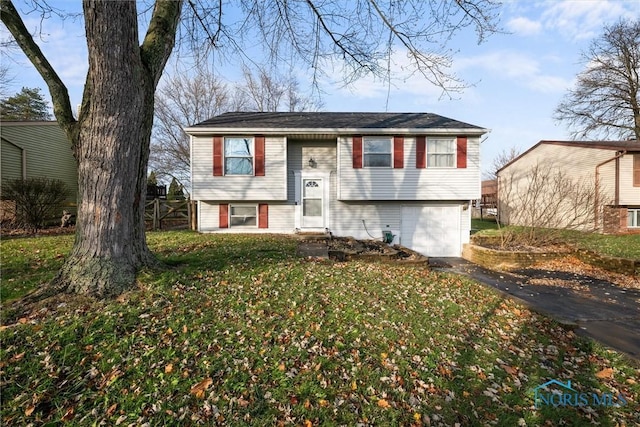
top-left (225, 137), bottom-right (254, 175)
top-left (427, 138), bottom-right (455, 168)
top-left (364, 137), bottom-right (392, 167)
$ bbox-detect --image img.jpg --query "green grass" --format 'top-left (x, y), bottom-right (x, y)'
top-left (1, 232), bottom-right (639, 425)
top-left (471, 217), bottom-right (499, 232)
top-left (474, 225), bottom-right (640, 259)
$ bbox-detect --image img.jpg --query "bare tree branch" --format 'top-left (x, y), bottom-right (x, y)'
top-left (0, 0), bottom-right (75, 135)
top-left (554, 19), bottom-right (640, 141)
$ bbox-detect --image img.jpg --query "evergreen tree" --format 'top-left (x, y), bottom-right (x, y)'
top-left (167, 177), bottom-right (184, 200)
top-left (0, 87), bottom-right (52, 120)
top-left (147, 171), bottom-right (158, 186)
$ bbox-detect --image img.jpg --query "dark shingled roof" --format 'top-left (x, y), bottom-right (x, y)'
top-left (191, 112), bottom-right (484, 130)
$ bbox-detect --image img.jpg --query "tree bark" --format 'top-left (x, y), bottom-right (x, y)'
top-left (2, 0), bottom-right (182, 298)
top-left (53, 1), bottom-right (182, 297)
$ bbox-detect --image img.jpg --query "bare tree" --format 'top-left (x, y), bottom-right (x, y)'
top-left (554, 19), bottom-right (640, 141)
top-left (234, 65), bottom-right (324, 113)
top-left (151, 65), bottom-right (231, 194)
top-left (484, 146), bottom-right (521, 180)
top-left (1, 0), bottom-right (500, 299)
top-left (498, 162), bottom-right (599, 247)
top-left (0, 62), bottom-right (13, 98)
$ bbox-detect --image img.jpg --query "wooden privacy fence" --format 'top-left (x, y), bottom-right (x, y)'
top-left (145, 199), bottom-right (197, 231)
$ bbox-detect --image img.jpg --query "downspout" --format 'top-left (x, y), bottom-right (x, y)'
top-left (595, 150), bottom-right (626, 230)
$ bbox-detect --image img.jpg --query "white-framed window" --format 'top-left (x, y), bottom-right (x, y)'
top-left (363, 137), bottom-right (392, 167)
top-left (230, 204), bottom-right (257, 227)
top-left (427, 138), bottom-right (455, 167)
top-left (628, 208), bottom-right (640, 228)
top-left (224, 137), bottom-right (254, 175)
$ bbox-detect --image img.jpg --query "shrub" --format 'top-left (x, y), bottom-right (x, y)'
top-left (2, 178), bottom-right (69, 231)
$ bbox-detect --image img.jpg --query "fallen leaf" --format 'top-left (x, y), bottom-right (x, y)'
top-left (25, 405), bottom-right (35, 416)
top-left (595, 368), bottom-right (614, 379)
top-left (377, 399), bottom-right (391, 408)
top-left (165, 363), bottom-right (173, 374)
top-left (106, 403), bottom-right (118, 417)
top-left (319, 399), bottom-right (329, 407)
top-left (304, 420), bottom-right (313, 427)
top-left (501, 365), bottom-right (518, 376)
top-left (61, 406), bottom-right (75, 421)
top-left (190, 377), bottom-right (213, 399)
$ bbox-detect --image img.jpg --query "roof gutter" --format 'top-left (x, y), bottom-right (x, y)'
top-left (595, 150), bottom-right (626, 230)
top-left (183, 127), bottom-right (491, 136)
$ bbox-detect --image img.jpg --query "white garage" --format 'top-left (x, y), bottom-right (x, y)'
top-left (400, 205), bottom-right (462, 257)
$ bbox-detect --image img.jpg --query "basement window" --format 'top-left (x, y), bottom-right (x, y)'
top-left (628, 208), bottom-right (640, 228)
top-left (230, 205), bottom-right (257, 227)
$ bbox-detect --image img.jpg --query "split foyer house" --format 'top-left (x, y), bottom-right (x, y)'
top-left (497, 140), bottom-right (640, 233)
top-left (186, 112), bottom-right (488, 257)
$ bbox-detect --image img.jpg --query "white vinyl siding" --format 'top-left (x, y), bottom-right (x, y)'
top-left (191, 135), bottom-right (287, 200)
top-left (198, 201), bottom-right (295, 233)
top-left (338, 135), bottom-right (480, 200)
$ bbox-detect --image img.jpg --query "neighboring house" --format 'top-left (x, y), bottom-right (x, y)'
top-left (186, 112), bottom-right (488, 257)
top-left (497, 140), bottom-right (640, 234)
top-left (1, 121), bottom-right (78, 220)
top-left (475, 179), bottom-right (497, 217)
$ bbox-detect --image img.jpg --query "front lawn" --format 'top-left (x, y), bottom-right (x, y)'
top-left (473, 224), bottom-right (640, 260)
top-left (1, 232), bottom-right (638, 425)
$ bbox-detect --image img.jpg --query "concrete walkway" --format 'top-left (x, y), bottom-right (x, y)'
top-left (430, 258), bottom-right (640, 361)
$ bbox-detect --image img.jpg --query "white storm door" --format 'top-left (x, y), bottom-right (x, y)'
top-left (302, 178), bottom-right (324, 228)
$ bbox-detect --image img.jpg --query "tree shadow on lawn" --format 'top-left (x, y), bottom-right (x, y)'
top-left (441, 282), bottom-right (636, 426)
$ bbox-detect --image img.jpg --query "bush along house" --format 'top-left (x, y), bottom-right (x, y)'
top-left (185, 112), bottom-right (488, 257)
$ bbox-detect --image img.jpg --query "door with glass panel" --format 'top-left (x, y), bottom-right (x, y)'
top-left (302, 178), bottom-right (324, 228)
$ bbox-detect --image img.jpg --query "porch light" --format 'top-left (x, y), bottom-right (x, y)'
top-left (308, 157), bottom-right (317, 168)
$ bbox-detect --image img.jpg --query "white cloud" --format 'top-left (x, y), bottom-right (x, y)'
top-left (456, 50), bottom-right (572, 94)
top-left (506, 16), bottom-right (542, 36)
top-left (540, 0), bottom-right (634, 41)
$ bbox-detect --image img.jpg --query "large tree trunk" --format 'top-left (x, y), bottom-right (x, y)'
top-left (1, 0), bottom-right (181, 301)
top-left (51, 1), bottom-right (164, 297)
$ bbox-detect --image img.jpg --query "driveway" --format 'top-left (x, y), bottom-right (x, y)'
top-left (430, 258), bottom-right (640, 361)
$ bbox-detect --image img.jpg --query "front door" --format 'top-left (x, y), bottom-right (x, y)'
top-left (302, 178), bottom-right (324, 228)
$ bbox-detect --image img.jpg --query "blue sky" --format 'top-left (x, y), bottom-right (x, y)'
top-left (2, 0), bottom-right (639, 176)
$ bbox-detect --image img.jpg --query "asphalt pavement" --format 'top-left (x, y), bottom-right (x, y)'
top-left (429, 257), bottom-right (640, 361)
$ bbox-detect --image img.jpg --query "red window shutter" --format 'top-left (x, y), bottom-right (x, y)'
top-left (258, 203), bottom-right (268, 228)
top-left (393, 136), bottom-right (404, 168)
top-left (213, 136), bottom-right (223, 176)
top-left (219, 203), bottom-right (228, 228)
top-left (352, 136), bottom-right (363, 169)
top-left (456, 136), bottom-right (467, 169)
top-left (416, 136), bottom-right (426, 168)
top-left (255, 135), bottom-right (265, 176)
top-left (634, 154), bottom-right (640, 187)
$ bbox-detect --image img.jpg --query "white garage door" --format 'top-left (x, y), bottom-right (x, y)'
top-left (401, 205), bottom-right (460, 257)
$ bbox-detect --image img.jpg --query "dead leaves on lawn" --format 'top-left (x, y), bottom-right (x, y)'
top-left (2, 235), bottom-right (639, 426)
